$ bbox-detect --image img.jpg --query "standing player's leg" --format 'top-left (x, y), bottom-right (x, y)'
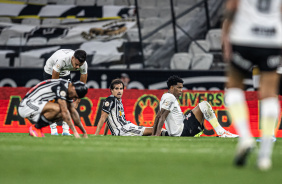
top-left (225, 65), bottom-right (255, 166)
top-left (257, 71), bottom-right (280, 170)
top-left (253, 66), bottom-right (277, 143)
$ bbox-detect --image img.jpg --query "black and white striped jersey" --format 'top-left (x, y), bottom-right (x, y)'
top-left (102, 95), bottom-right (129, 135)
top-left (23, 79), bottom-right (73, 103)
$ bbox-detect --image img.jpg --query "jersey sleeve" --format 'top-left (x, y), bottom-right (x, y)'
top-left (161, 94), bottom-right (175, 111)
top-left (80, 62), bottom-right (88, 74)
top-left (102, 96), bottom-right (115, 114)
top-left (52, 58), bottom-right (65, 73)
top-left (51, 81), bottom-right (69, 101)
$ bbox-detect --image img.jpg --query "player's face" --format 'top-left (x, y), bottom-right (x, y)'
top-left (71, 57), bottom-right (84, 70)
top-left (172, 82), bottom-right (183, 99)
top-left (111, 83), bottom-right (124, 99)
top-left (68, 86), bottom-right (79, 101)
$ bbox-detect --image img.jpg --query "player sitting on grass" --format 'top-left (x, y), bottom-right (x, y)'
top-left (95, 78), bottom-right (159, 136)
top-left (18, 79), bottom-right (88, 138)
top-left (152, 75), bottom-right (239, 138)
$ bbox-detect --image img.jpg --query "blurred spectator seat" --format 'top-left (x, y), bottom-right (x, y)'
top-left (109, 64), bottom-right (127, 69)
top-left (139, 0), bottom-right (156, 7)
top-left (114, 0), bottom-right (131, 6)
top-left (76, 0), bottom-right (95, 5)
top-left (139, 8), bottom-right (159, 19)
top-left (21, 18), bottom-right (41, 25)
top-left (0, 50), bottom-right (15, 67)
top-left (47, 0), bottom-right (57, 4)
top-left (28, 0), bottom-right (48, 4)
top-left (96, 0), bottom-right (114, 5)
top-left (156, 0), bottom-right (171, 7)
top-left (190, 53), bottom-right (213, 70)
top-left (188, 40), bottom-right (210, 54)
top-left (6, 37), bottom-right (27, 46)
top-left (0, 17), bottom-right (12, 23)
top-left (16, 46), bottom-right (60, 67)
top-left (176, 0), bottom-right (198, 6)
top-left (57, 0), bottom-right (75, 5)
top-left (205, 29), bottom-right (222, 51)
top-left (10, 0), bottom-right (27, 2)
top-left (143, 17), bottom-right (164, 32)
top-left (61, 18), bottom-right (80, 24)
top-left (42, 18), bottom-right (61, 25)
top-left (129, 63), bottom-right (143, 69)
top-left (126, 28), bottom-right (139, 42)
top-left (170, 53), bottom-right (192, 69)
top-left (26, 37), bottom-right (47, 45)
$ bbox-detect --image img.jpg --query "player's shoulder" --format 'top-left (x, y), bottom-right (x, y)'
top-left (162, 93), bottom-right (176, 101)
top-left (105, 95), bottom-right (116, 103)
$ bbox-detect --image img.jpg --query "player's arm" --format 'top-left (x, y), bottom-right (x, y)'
top-left (52, 69), bottom-right (60, 79)
top-left (94, 110), bottom-right (109, 135)
top-left (68, 102), bottom-right (88, 138)
top-left (222, 0), bottom-right (239, 61)
top-left (103, 123), bottom-right (109, 135)
top-left (153, 108), bottom-right (170, 136)
top-left (57, 98), bottom-right (80, 138)
top-left (80, 74), bottom-right (87, 84)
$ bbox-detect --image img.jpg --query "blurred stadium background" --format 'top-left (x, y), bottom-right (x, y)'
top-left (0, 0), bottom-right (240, 90)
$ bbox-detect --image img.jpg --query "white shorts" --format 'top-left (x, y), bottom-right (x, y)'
top-left (119, 123), bottom-right (145, 136)
top-left (18, 98), bottom-right (47, 123)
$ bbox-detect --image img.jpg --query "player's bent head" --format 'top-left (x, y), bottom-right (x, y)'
top-left (74, 50), bottom-right (87, 63)
top-left (73, 81), bottom-right (88, 98)
top-left (167, 75), bottom-right (183, 88)
top-left (110, 79), bottom-right (124, 91)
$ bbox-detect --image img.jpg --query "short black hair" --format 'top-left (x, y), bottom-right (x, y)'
top-left (74, 50), bottom-right (87, 63)
top-left (167, 75), bottom-right (183, 88)
top-left (73, 81), bottom-right (88, 98)
top-left (110, 79), bottom-right (124, 90)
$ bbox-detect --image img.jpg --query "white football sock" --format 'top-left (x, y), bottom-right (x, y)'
top-left (225, 88), bottom-right (252, 140)
top-left (258, 97), bottom-right (280, 160)
top-left (198, 101), bottom-right (225, 135)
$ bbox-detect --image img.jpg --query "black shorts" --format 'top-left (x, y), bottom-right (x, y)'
top-left (231, 45), bottom-right (281, 72)
top-left (43, 71), bottom-right (71, 81)
top-left (181, 111), bottom-right (204, 137)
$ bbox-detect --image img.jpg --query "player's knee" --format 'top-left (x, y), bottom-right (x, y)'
top-left (198, 101), bottom-right (215, 121)
top-left (261, 97), bottom-right (280, 118)
top-left (199, 101), bottom-right (212, 112)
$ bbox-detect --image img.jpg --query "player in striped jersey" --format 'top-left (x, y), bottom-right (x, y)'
top-left (18, 79), bottom-right (88, 138)
top-left (43, 49), bottom-right (88, 136)
top-left (94, 79), bottom-right (154, 136)
top-left (152, 75), bottom-right (238, 138)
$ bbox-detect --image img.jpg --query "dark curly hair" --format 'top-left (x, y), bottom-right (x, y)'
top-left (110, 78), bottom-right (124, 90)
top-left (74, 50), bottom-right (87, 63)
top-left (167, 75), bottom-right (183, 88)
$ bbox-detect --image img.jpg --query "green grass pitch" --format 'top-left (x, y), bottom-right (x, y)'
top-left (0, 133), bottom-right (282, 184)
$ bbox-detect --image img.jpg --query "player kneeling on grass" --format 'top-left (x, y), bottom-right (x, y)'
top-left (153, 75), bottom-right (238, 138)
top-left (95, 78), bottom-right (157, 136)
top-left (18, 79), bottom-right (88, 138)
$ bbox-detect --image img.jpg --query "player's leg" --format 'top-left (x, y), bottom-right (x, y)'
top-left (257, 71), bottom-right (280, 170)
top-left (18, 100), bottom-right (56, 137)
top-left (225, 64), bottom-right (255, 166)
top-left (192, 101), bottom-right (238, 137)
top-left (143, 127), bottom-right (153, 136)
top-left (61, 74), bottom-right (72, 136)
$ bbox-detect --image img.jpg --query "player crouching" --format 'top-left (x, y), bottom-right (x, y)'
top-left (18, 79), bottom-right (88, 138)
